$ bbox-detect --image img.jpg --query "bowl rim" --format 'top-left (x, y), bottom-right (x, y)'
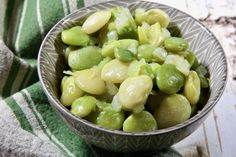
top-left (38, 0), bottom-right (228, 136)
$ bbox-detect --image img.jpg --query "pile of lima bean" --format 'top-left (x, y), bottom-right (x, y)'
top-left (60, 7), bottom-right (209, 132)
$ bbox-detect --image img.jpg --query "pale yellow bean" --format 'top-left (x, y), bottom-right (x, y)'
top-left (101, 59), bottom-right (129, 83)
top-left (148, 22), bottom-right (161, 47)
top-left (154, 94), bottom-right (191, 129)
top-left (82, 10), bottom-right (111, 34)
top-left (60, 76), bottom-right (84, 106)
top-left (135, 9), bottom-right (170, 28)
top-left (73, 67), bottom-right (106, 95)
top-left (60, 76), bottom-right (68, 90)
top-left (145, 9), bottom-right (170, 28)
top-left (118, 75), bottom-right (153, 112)
top-left (183, 71), bottom-right (201, 105)
top-left (137, 26), bottom-right (149, 44)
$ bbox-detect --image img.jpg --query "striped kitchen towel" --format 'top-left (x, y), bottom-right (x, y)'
top-left (0, 0), bottom-right (185, 156)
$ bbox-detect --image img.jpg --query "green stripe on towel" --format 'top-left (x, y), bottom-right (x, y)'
top-left (2, 56), bottom-right (21, 97)
top-left (22, 65), bottom-right (38, 88)
top-left (4, 97), bottom-right (33, 133)
top-left (65, 0), bottom-right (71, 14)
top-left (15, 0), bottom-right (42, 58)
top-left (18, 58), bottom-right (38, 90)
top-left (1, 57), bottom-right (38, 98)
top-left (77, 0), bottom-right (85, 9)
top-left (18, 65), bottom-right (32, 90)
top-left (3, 0), bottom-right (16, 41)
top-left (4, 0), bottom-right (24, 53)
top-left (40, 0), bottom-right (65, 34)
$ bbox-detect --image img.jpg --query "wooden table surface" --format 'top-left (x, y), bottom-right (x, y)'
top-left (144, 0), bottom-right (236, 157)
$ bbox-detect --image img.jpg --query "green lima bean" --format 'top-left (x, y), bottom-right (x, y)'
top-left (61, 26), bottom-right (90, 46)
top-left (71, 96), bottom-right (97, 118)
top-left (68, 46), bottom-right (103, 71)
top-left (154, 94), bottom-right (191, 129)
top-left (164, 37), bottom-right (189, 52)
top-left (123, 111), bottom-right (157, 132)
top-left (60, 76), bottom-right (84, 106)
top-left (156, 64), bottom-right (184, 94)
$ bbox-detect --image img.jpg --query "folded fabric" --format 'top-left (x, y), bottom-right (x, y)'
top-left (0, 0), bottom-right (183, 156)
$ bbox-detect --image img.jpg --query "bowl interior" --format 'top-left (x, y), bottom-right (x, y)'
top-left (38, 0), bottom-right (227, 135)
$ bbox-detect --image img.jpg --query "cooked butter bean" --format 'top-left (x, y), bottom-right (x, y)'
top-left (60, 76), bottom-right (84, 106)
top-left (101, 59), bottom-right (129, 83)
top-left (118, 75), bottom-right (153, 112)
top-left (183, 71), bottom-right (201, 105)
top-left (123, 111), bottom-right (157, 132)
top-left (164, 37), bottom-right (189, 52)
top-left (71, 96), bottom-right (97, 117)
top-left (156, 64), bottom-right (184, 94)
top-left (138, 26), bottom-right (149, 44)
top-left (68, 46), bottom-right (103, 70)
top-left (148, 22), bottom-right (161, 47)
top-left (96, 106), bottom-right (125, 130)
top-left (82, 10), bottom-right (111, 34)
top-left (74, 67), bottom-right (106, 95)
top-left (135, 9), bottom-right (170, 28)
top-left (61, 26), bottom-right (90, 46)
top-left (154, 94), bottom-right (191, 129)
top-left (64, 46), bottom-right (77, 63)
